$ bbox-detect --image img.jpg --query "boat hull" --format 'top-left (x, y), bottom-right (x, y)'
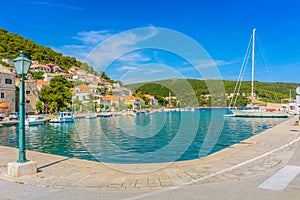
top-left (26, 120), bottom-right (46, 126)
top-left (85, 115), bottom-right (97, 119)
top-left (231, 110), bottom-right (289, 118)
top-left (25, 116), bottom-right (47, 126)
top-left (49, 111), bottom-right (75, 123)
top-left (50, 117), bottom-right (74, 123)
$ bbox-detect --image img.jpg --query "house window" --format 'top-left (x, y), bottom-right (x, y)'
top-left (0, 93), bottom-right (4, 98)
top-left (26, 91), bottom-right (31, 95)
top-left (5, 79), bottom-right (12, 84)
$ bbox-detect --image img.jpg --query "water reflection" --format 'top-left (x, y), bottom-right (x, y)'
top-left (0, 109), bottom-right (287, 163)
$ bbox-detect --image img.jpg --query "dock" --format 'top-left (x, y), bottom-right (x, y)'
top-left (0, 116), bottom-right (299, 199)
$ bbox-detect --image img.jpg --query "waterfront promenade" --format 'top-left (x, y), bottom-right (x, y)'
top-left (0, 116), bottom-right (299, 199)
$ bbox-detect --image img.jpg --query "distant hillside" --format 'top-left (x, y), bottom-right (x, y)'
top-left (0, 28), bottom-right (97, 75)
top-left (126, 79), bottom-right (300, 107)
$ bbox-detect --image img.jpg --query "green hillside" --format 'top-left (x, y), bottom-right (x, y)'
top-left (0, 28), bottom-right (96, 74)
top-left (126, 79), bottom-right (299, 107)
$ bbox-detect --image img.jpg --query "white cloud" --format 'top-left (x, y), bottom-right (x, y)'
top-left (55, 28), bottom-right (155, 67)
top-left (29, 1), bottom-right (83, 10)
top-left (86, 27), bottom-right (158, 71)
top-left (118, 65), bottom-right (165, 74)
top-left (54, 30), bottom-right (114, 60)
top-left (73, 30), bottom-right (114, 45)
top-left (54, 27), bottom-right (227, 82)
top-left (119, 63), bottom-right (185, 84)
top-left (195, 59), bottom-right (235, 69)
top-left (117, 65), bottom-right (137, 71)
top-left (119, 52), bottom-right (151, 62)
top-left (179, 59), bottom-right (235, 73)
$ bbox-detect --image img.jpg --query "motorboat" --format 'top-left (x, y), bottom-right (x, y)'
top-left (25, 115), bottom-right (47, 126)
top-left (49, 111), bottom-right (75, 123)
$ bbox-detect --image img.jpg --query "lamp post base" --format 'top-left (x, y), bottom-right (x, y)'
top-left (7, 161), bottom-right (37, 177)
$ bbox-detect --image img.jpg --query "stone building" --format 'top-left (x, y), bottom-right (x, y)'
top-left (15, 79), bottom-right (39, 114)
top-left (0, 65), bottom-right (16, 116)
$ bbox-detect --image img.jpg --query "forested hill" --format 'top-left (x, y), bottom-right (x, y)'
top-left (126, 79), bottom-right (299, 106)
top-left (0, 28), bottom-right (97, 74)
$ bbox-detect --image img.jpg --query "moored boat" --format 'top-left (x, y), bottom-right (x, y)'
top-left (49, 111), bottom-right (75, 123)
top-left (25, 115), bottom-right (47, 126)
top-left (229, 29), bottom-right (289, 118)
top-left (85, 114), bottom-right (97, 119)
top-left (231, 109), bottom-right (288, 118)
top-left (98, 112), bottom-right (112, 118)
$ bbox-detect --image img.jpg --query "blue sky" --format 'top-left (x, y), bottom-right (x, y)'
top-left (1, 0), bottom-right (300, 83)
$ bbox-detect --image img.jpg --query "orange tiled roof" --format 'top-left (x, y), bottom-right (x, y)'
top-left (30, 64), bottom-right (50, 69)
top-left (101, 96), bottom-right (112, 101)
top-left (62, 73), bottom-right (73, 76)
top-left (144, 94), bottom-right (156, 100)
top-left (101, 96), bottom-right (120, 101)
top-left (122, 95), bottom-right (136, 100)
top-left (75, 84), bottom-right (91, 93)
top-left (37, 80), bottom-right (49, 86)
top-left (24, 79), bottom-right (36, 83)
top-left (69, 70), bottom-right (78, 75)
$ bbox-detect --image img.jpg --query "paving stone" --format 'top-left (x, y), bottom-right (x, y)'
top-left (107, 183), bottom-right (123, 188)
top-left (135, 178), bottom-right (148, 188)
top-left (223, 173), bottom-right (240, 180)
top-left (148, 180), bottom-right (161, 187)
top-left (122, 178), bottom-right (136, 188)
top-left (160, 179), bottom-right (173, 187)
top-left (0, 117), bottom-right (298, 192)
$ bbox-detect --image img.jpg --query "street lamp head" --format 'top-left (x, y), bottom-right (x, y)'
top-left (12, 50), bottom-right (32, 76)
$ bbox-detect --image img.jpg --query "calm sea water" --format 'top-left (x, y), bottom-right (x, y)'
top-left (0, 108), bottom-right (287, 164)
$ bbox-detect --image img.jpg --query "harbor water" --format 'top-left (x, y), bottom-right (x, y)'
top-left (0, 108), bottom-right (287, 164)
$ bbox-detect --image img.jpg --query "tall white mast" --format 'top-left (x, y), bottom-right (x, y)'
top-left (251, 28), bottom-right (256, 107)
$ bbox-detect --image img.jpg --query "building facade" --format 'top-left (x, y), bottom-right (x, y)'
top-left (15, 79), bottom-right (39, 114)
top-left (0, 65), bottom-right (16, 115)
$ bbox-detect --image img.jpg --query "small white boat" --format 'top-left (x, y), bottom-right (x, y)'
top-left (50, 111), bottom-right (75, 123)
top-left (99, 112), bottom-right (112, 118)
top-left (85, 114), bottom-right (97, 119)
top-left (25, 115), bottom-right (46, 126)
top-left (231, 109), bottom-right (289, 118)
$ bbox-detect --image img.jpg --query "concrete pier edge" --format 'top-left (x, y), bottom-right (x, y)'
top-left (0, 116), bottom-right (299, 192)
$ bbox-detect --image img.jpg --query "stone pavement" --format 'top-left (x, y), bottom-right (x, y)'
top-left (0, 116), bottom-right (299, 199)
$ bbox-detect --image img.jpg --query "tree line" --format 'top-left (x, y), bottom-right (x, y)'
top-left (0, 28), bottom-right (97, 75)
top-left (126, 79), bottom-right (300, 107)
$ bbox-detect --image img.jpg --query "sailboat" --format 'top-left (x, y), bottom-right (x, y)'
top-left (230, 29), bottom-right (289, 118)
